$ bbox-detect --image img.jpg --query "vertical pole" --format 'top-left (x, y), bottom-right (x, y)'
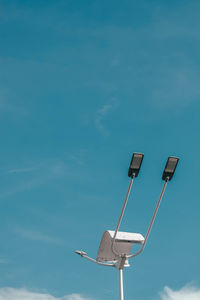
top-left (119, 269), bottom-right (124, 300)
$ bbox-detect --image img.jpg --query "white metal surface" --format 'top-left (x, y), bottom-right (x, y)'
top-left (119, 269), bottom-right (124, 300)
top-left (97, 230), bottom-right (144, 262)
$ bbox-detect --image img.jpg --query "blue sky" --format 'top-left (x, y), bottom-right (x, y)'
top-left (0, 0), bottom-right (200, 299)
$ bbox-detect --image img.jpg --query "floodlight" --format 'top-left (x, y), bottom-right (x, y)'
top-left (162, 156), bottom-right (179, 181)
top-left (128, 153), bottom-right (144, 178)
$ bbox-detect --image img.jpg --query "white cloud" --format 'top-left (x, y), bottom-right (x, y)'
top-left (63, 296), bottom-right (91, 300)
top-left (160, 285), bottom-right (200, 300)
top-left (0, 288), bottom-right (92, 300)
top-left (95, 100), bottom-right (118, 136)
top-left (14, 227), bottom-right (63, 245)
top-left (98, 104), bottom-right (112, 116)
top-left (151, 66), bottom-right (200, 110)
top-left (0, 159), bottom-right (68, 199)
top-left (95, 104), bottom-right (112, 136)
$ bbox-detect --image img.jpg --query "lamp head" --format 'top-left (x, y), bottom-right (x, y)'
top-left (128, 153), bottom-right (144, 178)
top-left (162, 156), bottom-right (179, 181)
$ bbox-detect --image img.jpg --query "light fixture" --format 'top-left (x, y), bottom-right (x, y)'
top-left (128, 153), bottom-right (144, 178)
top-left (162, 156), bottom-right (179, 181)
top-left (75, 153), bottom-right (179, 300)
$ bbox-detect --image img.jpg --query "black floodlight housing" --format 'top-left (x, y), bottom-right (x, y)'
top-left (128, 153), bottom-right (144, 178)
top-left (162, 156), bottom-right (179, 181)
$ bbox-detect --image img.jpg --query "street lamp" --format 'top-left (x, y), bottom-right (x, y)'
top-left (75, 153), bottom-right (179, 300)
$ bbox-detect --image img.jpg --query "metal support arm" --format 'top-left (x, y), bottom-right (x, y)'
top-left (111, 177), bottom-right (135, 257)
top-left (127, 179), bottom-right (168, 259)
top-left (77, 253), bottom-right (115, 267)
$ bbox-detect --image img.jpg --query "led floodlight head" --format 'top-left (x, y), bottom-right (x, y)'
top-left (162, 156), bottom-right (179, 181)
top-left (128, 153), bottom-right (144, 178)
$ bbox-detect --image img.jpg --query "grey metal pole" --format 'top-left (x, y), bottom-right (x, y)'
top-left (128, 179), bottom-right (168, 259)
top-left (119, 269), bottom-right (124, 300)
top-left (112, 177), bottom-right (134, 256)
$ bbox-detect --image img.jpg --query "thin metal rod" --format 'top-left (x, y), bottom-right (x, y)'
top-left (128, 179), bottom-right (168, 258)
top-left (119, 269), bottom-right (124, 300)
top-left (83, 255), bottom-right (115, 267)
top-left (112, 177), bottom-right (134, 256)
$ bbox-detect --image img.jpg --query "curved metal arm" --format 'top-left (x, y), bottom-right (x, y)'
top-left (127, 179), bottom-right (168, 259)
top-left (81, 254), bottom-right (115, 267)
top-left (111, 177), bottom-right (135, 257)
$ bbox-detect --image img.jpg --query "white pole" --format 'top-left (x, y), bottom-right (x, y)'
top-left (119, 269), bottom-right (124, 300)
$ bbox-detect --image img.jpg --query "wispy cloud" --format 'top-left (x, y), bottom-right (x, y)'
top-left (0, 159), bottom-right (68, 199)
top-left (0, 288), bottom-right (92, 300)
top-left (14, 227), bottom-right (63, 245)
top-left (95, 104), bottom-right (112, 136)
top-left (95, 99), bottom-right (118, 136)
top-left (160, 284), bottom-right (200, 300)
top-left (68, 149), bottom-right (88, 166)
top-left (151, 65), bottom-right (200, 110)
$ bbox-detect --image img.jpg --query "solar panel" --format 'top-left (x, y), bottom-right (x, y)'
top-left (97, 230), bottom-right (144, 262)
